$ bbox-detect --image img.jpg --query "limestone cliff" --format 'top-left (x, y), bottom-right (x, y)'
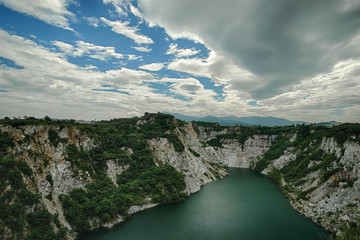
top-left (1, 115), bottom-right (359, 239)
top-left (191, 123), bottom-right (359, 236)
top-left (0, 115), bottom-right (227, 239)
top-left (260, 136), bottom-right (360, 235)
top-left (150, 121), bottom-right (360, 236)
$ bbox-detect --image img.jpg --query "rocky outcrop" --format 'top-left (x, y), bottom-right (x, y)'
top-left (258, 136), bottom-right (360, 235)
top-left (106, 160), bottom-right (129, 186)
top-left (262, 147), bottom-right (296, 175)
top-left (1, 125), bottom-right (94, 234)
top-left (148, 133), bottom-right (227, 194)
top-left (302, 140), bottom-right (360, 234)
top-left (165, 122), bottom-right (360, 235)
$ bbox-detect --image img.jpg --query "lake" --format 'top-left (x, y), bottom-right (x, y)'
top-left (81, 168), bottom-right (328, 240)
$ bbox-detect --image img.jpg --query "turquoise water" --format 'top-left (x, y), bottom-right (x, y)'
top-left (81, 168), bottom-right (328, 240)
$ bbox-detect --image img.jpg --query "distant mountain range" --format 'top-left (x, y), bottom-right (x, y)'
top-left (165, 112), bottom-right (309, 126)
top-left (167, 113), bottom-right (344, 127)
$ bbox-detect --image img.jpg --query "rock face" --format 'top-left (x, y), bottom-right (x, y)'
top-left (1, 118), bottom-right (359, 239)
top-left (302, 139), bottom-right (360, 233)
top-left (148, 121), bottom-right (360, 236)
top-left (0, 125), bottom-right (95, 234)
top-left (164, 123), bottom-right (360, 235)
top-left (106, 160), bottom-right (129, 186)
top-left (257, 136), bottom-right (360, 235)
top-left (148, 122), bottom-right (229, 194)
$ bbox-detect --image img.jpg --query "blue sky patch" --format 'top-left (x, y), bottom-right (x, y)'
top-left (92, 88), bottom-right (130, 95)
top-left (0, 56), bottom-right (24, 69)
top-left (248, 101), bottom-right (262, 107)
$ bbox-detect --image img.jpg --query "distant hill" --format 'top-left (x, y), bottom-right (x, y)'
top-left (166, 112), bottom-right (308, 126)
top-left (315, 121), bottom-right (342, 127)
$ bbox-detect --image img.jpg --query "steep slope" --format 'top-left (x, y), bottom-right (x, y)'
top-left (1, 114), bottom-right (359, 239)
top-left (196, 123), bottom-right (360, 236)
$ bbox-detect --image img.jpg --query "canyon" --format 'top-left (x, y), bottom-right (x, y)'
top-left (0, 113), bottom-right (359, 239)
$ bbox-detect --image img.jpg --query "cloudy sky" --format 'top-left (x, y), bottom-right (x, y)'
top-left (0, 0), bottom-right (359, 122)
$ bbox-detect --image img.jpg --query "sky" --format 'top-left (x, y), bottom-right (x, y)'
top-left (0, 0), bottom-right (359, 122)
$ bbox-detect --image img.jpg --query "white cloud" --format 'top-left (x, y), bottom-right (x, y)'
top-left (102, 0), bottom-right (128, 15)
top-left (167, 50), bottom-right (260, 91)
top-left (0, 29), bottom-right (207, 120)
top-left (103, 0), bottom-right (145, 23)
top-left (53, 40), bottom-right (124, 61)
top-left (127, 54), bottom-right (142, 60)
top-left (129, 3), bottom-right (143, 19)
top-left (133, 46), bottom-right (152, 52)
top-left (256, 59), bottom-right (360, 122)
top-left (102, 68), bottom-right (154, 86)
top-left (166, 43), bottom-right (200, 58)
top-left (101, 17), bottom-right (153, 45)
top-left (53, 41), bottom-right (74, 54)
top-left (166, 47), bottom-right (360, 122)
top-left (0, 29), bottom-right (167, 119)
top-left (139, 63), bottom-right (165, 71)
top-left (85, 17), bottom-right (100, 27)
top-left (0, 0), bottom-right (75, 30)
top-left (1, 29), bottom-right (359, 122)
top-left (167, 58), bottom-right (210, 78)
top-left (74, 41), bottom-right (124, 60)
top-left (168, 78), bottom-right (205, 97)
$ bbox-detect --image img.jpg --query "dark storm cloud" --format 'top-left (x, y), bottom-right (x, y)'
top-left (140, 0), bottom-right (360, 99)
top-left (224, 0), bottom-right (360, 98)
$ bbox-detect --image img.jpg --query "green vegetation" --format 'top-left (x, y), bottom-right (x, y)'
top-left (318, 123), bottom-right (360, 145)
top-left (60, 113), bottom-right (187, 233)
top-left (255, 134), bottom-right (292, 172)
top-left (203, 125), bottom-right (296, 149)
top-left (62, 152), bottom-right (186, 233)
top-left (252, 124), bottom-right (352, 185)
top-left (268, 168), bottom-right (282, 184)
top-left (0, 113), bottom-right (188, 238)
top-left (329, 227), bottom-right (360, 240)
top-left (48, 129), bottom-right (67, 148)
top-left (192, 121), bottom-right (224, 131)
top-left (206, 137), bottom-right (223, 148)
top-left (0, 132), bottom-right (14, 154)
top-left (0, 157), bottom-right (62, 239)
top-left (297, 187), bottom-right (317, 201)
top-left (189, 148), bottom-right (200, 157)
top-left (237, 125), bottom-right (295, 145)
top-left (0, 116), bottom-right (78, 127)
top-left (25, 209), bottom-right (64, 240)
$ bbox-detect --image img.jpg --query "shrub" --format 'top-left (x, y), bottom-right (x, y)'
top-left (0, 132), bottom-right (14, 153)
top-left (189, 148), bottom-right (200, 157)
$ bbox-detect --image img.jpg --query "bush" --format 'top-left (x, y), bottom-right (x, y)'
top-left (320, 168), bottom-right (341, 183)
top-left (268, 168), bottom-right (281, 184)
top-left (255, 134), bottom-right (291, 172)
top-left (207, 137), bottom-right (223, 148)
top-left (0, 132), bottom-right (14, 153)
top-left (189, 148), bottom-right (200, 157)
top-left (17, 160), bottom-right (32, 176)
top-left (25, 209), bottom-right (59, 240)
top-left (48, 129), bottom-right (66, 148)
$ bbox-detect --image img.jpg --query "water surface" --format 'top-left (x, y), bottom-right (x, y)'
top-left (81, 168), bottom-right (328, 240)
